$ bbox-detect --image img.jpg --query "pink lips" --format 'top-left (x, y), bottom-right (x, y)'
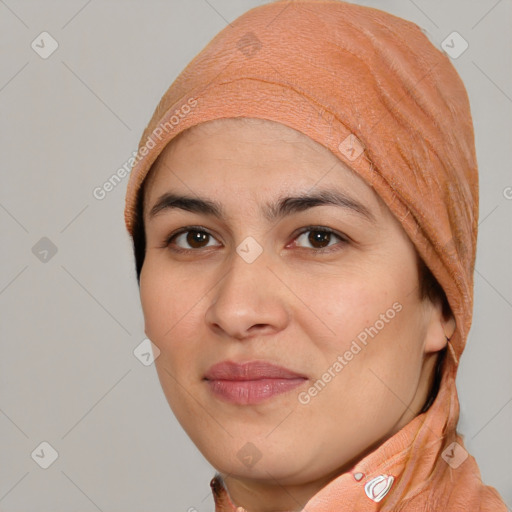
top-left (204, 360), bottom-right (307, 405)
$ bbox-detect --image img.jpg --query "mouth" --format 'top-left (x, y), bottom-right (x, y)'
top-left (204, 360), bottom-right (308, 405)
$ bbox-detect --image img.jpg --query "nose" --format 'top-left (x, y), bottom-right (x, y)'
top-left (204, 248), bottom-right (290, 341)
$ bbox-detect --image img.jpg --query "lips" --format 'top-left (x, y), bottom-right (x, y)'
top-left (204, 360), bottom-right (306, 381)
top-left (204, 360), bottom-right (308, 405)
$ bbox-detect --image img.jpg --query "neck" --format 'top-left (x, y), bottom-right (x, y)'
top-left (220, 470), bottom-right (338, 512)
top-left (217, 440), bottom-right (383, 512)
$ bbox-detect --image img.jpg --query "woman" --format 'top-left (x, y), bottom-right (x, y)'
top-left (123, 0), bottom-right (508, 510)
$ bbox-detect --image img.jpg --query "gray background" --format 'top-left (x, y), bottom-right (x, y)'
top-left (1, 0), bottom-right (511, 510)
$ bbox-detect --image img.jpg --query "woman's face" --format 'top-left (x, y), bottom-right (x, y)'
top-left (140, 118), bottom-right (449, 489)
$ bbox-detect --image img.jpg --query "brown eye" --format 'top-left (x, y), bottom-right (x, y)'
top-left (165, 227), bottom-right (221, 251)
top-left (294, 227), bottom-right (347, 251)
top-left (184, 230), bottom-right (210, 249)
top-left (308, 230), bottom-right (331, 248)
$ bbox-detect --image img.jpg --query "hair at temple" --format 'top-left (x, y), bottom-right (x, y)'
top-left (130, 170), bottom-right (452, 414)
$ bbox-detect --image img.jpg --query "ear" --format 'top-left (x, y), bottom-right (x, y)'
top-left (423, 298), bottom-right (456, 354)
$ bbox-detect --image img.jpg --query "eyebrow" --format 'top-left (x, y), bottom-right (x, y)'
top-left (148, 188), bottom-right (376, 224)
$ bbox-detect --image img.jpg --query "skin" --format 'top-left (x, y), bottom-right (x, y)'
top-left (139, 118), bottom-right (456, 512)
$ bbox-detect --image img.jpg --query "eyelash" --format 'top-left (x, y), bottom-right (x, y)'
top-left (161, 225), bottom-right (349, 254)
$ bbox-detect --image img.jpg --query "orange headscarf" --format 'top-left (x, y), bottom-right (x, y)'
top-left (124, 1), bottom-right (508, 509)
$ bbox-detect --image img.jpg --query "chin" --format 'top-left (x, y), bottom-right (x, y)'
top-left (205, 443), bottom-right (311, 482)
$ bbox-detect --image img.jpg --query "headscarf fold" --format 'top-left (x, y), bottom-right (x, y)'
top-left (124, 0), bottom-right (507, 509)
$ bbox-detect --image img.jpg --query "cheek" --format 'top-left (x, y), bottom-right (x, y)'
top-left (139, 261), bottom-right (206, 409)
top-left (139, 259), bottom-right (198, 347)
top-left (296, 266), bottom-right (425, 396)
top-left (290, 269), bottom-right (394, 351)
top-left (319, 295), bottom-right (425, 418)
top-left (140, 270), bottom-right (166, 343)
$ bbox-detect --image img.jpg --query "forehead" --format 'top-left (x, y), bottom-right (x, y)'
top-left (142, 118), bottom-right (387, 217)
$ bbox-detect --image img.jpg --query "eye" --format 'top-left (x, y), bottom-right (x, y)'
top-left (164, 226), bottom-right (220, 252)
top-left (292, 226), bottom-right (348, 252)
